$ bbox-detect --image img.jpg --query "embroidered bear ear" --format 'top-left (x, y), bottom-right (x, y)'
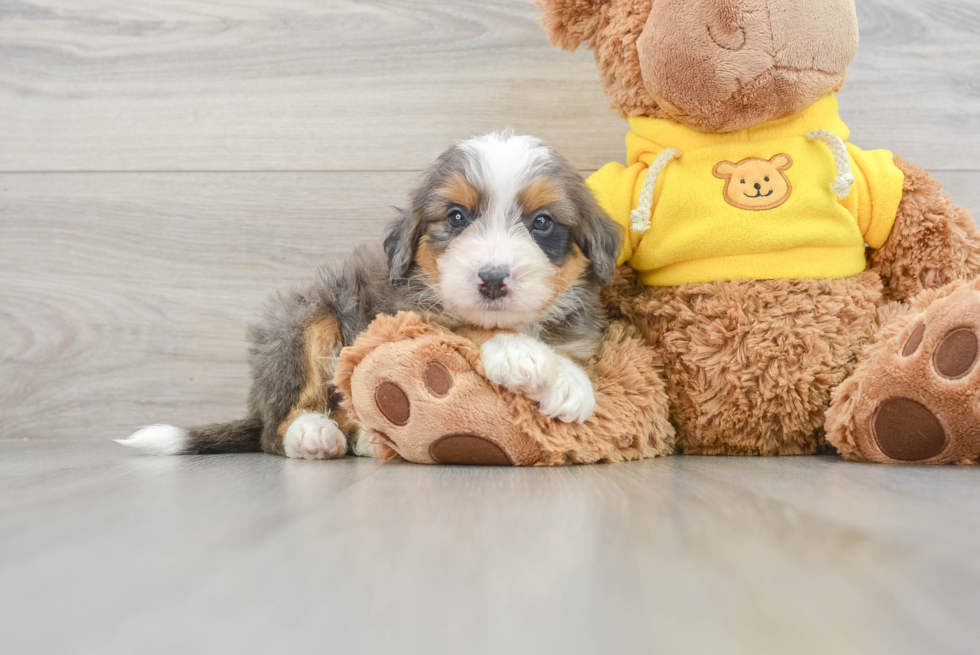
top-left (712, 161), bottom-right (736, 179)
top-left (770, 154), bottom-right (793, 171)
top-left (537, 0), bottom-right (613, 51)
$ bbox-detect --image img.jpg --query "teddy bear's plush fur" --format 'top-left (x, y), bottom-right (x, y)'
top-left (335, 312), bottom-right (674, 465)
top-left (336, 0), bottom-right (980, 465)
top-left (539, 0), bottom-right (980, 463)
top-left (541, 0), bottom-right (858, 132)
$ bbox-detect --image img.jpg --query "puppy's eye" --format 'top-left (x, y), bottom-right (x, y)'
top-left (447, 209), bottom-right (467, 228)
top-left (764, 176), bottom-right (770, 182)
top-left (530, 213), bottom-right (553, 232)
top-left (740, 179), bottom-right (746, 184)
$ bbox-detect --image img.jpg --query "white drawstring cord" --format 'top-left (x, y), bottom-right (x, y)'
top-left (629, 148), bottom-right (682, 233)
top-left (629, 134), bottom-right (849, 232)
top-left (805, 129), bottom-right (855, 200)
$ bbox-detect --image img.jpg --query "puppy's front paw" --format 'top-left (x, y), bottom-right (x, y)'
top-left (537, 359), bottom-right (596, 424)
top-left (283, 412), bottom-right (347, 460)
top-left (351, 427), bottom-right (383, 458)
top-left (481, 334), bottom-right (560, 396)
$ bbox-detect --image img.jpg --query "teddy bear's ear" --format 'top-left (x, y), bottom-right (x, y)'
top-left (771, 154), bottom-right (793, 171)
top-left (713, 161), bottom-right (736, 179)
top-left (536, 0), bottom-right (612, 51)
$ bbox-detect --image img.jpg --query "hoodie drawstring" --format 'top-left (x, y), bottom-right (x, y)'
top-left (629, 148), bottom-right (682, 233)
top-left (805, 130), bottom-right (855, 200)
top-left (629, 131), bottom-right (852, 234)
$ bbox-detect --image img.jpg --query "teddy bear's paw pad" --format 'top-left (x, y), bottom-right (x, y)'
top-left (283, 412), bottom-right (347, 460)
top-left (931, 327), bottom-right (978, 379)
top-left (423, 361), bottom-right (453, 397)
top-left (374, 381), bottom-right (411, 426)
top-left (863, 289), bottom-right (980, 464)
top-left (429, 434), bottom-right (514, 466)
top-left (373, 361), bottom-right (456, 427)
top-left (872, 397), bottom-right (947, 462)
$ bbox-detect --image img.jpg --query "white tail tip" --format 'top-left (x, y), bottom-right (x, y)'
top-left (115, 424), bottom-right (189, 456)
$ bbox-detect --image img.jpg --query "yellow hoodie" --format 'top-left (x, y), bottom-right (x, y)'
top-left (586, 95), bottom-right (905, 286)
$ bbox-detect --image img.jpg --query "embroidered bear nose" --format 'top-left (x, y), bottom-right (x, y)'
top-left (754, 182), bottom-right (762, 190)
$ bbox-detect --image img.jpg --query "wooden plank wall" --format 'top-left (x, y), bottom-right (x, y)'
top-left (2, 0), bottom-right (979, 439)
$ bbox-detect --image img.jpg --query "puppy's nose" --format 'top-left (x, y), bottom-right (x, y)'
top-left (478, 268), bottom-right (509, 300)
top-left (754, 182), bottom-right (762, 190)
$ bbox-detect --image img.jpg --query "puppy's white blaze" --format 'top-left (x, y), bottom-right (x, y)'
top-left (115, 425), bottom-right (188, 456)
top-left (458, 131), bottom-right (550, 215)
top-left (438, 208), bottom-right (556, 329)
top-left (537, 358), bottom-right (597, 424)
top-left (283, 411), bottom-right (346, 460)
top-left (481, 334), bottom-right (561, 396)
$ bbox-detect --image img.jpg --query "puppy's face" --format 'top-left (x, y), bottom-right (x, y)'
top-left (385, 132), bottom-right (621, 330)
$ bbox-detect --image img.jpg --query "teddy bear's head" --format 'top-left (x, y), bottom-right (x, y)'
top-left (539, 0), bottom-right (859, 133)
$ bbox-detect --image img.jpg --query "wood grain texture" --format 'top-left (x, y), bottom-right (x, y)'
top-left (1, 170), bottom-right (979, 440)
top-left (0, 0), bottom-right (978, 172)
top-left (2, 442), bottom-right (980, 655)
top-left (0, 0), bottom-right (624, 172)
top-left (1, 0), bottom-right (979, 440)
top-left (0, 171), bottom-right (415, 438)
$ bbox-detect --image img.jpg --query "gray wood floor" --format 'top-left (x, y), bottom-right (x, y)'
top-left (2, 2), bottom-right (980, 652)
top-left (2, 441), bottom-right (980, 655)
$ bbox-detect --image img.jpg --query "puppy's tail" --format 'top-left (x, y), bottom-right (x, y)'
top-left (115, 417), bottom-right (263, 455)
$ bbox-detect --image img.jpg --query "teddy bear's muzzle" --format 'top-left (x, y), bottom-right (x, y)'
top-left (636, 0), bottom-right (859, 133)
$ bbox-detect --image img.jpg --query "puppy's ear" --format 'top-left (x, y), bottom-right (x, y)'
top-left (574, 189), bottom-right (622, 286)
top-left (537, 0), bottom-right (612, 51)
top-left (383, 207), bottom-right (422, 284)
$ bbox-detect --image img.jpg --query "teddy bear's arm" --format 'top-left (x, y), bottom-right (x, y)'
top-left (870, 157), bottom-right (980, 302)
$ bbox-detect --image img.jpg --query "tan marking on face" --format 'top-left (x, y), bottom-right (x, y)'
top-left (556, 245), bottom-right (588, 287)
top-left (519, 177), bottom-right (561, 215)
top-left (539, 244), bottom-right (589, 314)
top-left (438, 172), bottom-right (479, 211)
top-left (713, 154), bottom-right (793, 211)
top-left (278, 316), bottom-right (345, 437)
top-left (415, 235), bottom-right (442, 285)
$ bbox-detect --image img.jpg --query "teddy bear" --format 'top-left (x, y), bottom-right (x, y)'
top-left (334, 312), bottom-right (674, 465)
top-left (334, 0), bottom-right (980, 466)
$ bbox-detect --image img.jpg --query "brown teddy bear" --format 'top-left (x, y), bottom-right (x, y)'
top-left (335, 0), bottom-right (980, 465)
top-left (334, 312), bottom-right (674, 465)
top-left (541, 0), bottom-right (980, 464)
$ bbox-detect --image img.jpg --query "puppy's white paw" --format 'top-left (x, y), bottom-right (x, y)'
top-left (283, 412), bottom-right (347, 460)
top-left (481, 334), bottom-right (560, 396)
top-left (536, 358), bottom-right (596, 424)
top-left (351, 428), bottom-right (382, 458)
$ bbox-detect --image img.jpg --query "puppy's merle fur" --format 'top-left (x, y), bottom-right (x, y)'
top-left (119, 132), bottom-right (621, 459)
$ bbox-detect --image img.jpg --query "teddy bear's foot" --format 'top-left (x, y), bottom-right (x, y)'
top-left (347, 337), bottom-right (542, 466)
top-left (827, 285), bottom-right (980, 464)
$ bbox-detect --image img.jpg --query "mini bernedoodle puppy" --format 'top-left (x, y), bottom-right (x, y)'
top-left (119, 131), bottom-right (621, 459)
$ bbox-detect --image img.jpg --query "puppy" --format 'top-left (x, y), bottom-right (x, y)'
top-left (118, 131), bottom-right (621, 459)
